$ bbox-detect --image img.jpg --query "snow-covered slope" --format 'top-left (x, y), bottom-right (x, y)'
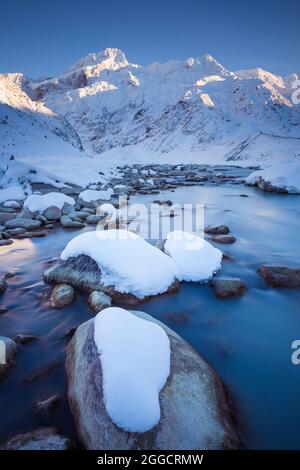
top-left (0, 47), bottom-right (300, 184)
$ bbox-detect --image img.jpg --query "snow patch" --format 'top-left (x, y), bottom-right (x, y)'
top-left (79, 188), bottom-right (114, 202)
top-left (164, 230), bottom-right (222, 282)
top-left (94, 307), bottom-right (170, 432)
top-left (246, 161), bottom-right (300, 194)
top-left (0, 185), bottom-right (26, 203)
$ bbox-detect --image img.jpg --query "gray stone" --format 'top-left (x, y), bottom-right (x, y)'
top-left (0, 427), bottom-right (75, 450)
top-left (204, 225), bottom-right (230, 235)
top-left (6, 227), bottom-right (26, 236)
top-left (0, 239), bottom-right (13, 247)
top-left (61, 202), bottom-right (74, 216)
top-left (66, 312), bottom-right (239, 450)
top-left (211, 277), bottom-right (245, 298)
top-left (258, 265), bottom-right (300, 288)
top-left (43, 206), bottom-right (62, 220)
top-left (0, 336), bottom-right (18, 383)
top-left (60, 215), bottom-right (85, 229)
top-left (36, 214), bottom-right (48, 224)
top-left (88, 290), bottom-right (112, 313)
top-left (0, 211), bottom-right (16, 225)
top-left (5, 218), bottom-right (42, 230)
top-left (15, 230), bottom-right (47, 239)
top-left (50, 284), bottom-right (75, 309)
top-left (86, 214), bottom-right (105, 224)
top-left (210, 235), bottom-right (236, 244)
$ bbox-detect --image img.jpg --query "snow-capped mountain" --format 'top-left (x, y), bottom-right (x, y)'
top-left (0, 47), bottom-right (299, 183)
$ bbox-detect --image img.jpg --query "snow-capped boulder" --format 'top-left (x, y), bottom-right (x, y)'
top-left (164, 231), bottom-right (222, 282)
top-left (78, 188), bottom-right (114, 207)
top-left (246, 162), bottom-right (300, 194)
top-left (24, 192), bottom-right (75, 220)
top-left (66, 308), bottom-right (239, 450)
top-left (44, 230), bottom-right (180, 303)
top-left (0, 427), bottom-right (75, 450)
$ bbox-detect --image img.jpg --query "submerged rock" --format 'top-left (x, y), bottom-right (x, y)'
top-left (0, 279), bottom-right (7, 294)
top-left (210, 235), bottom-right (236, 244)
top-left (88, 290), bottom-right (112, 313)
top-left (258, 265), bottom-right (300, 288)
top-left (204, 225), bottom-right (230, 235)
top-left (0, 427), bottom-right (75, 450)
top-left (211, 277), bottom-right (245, 298)
top-left (0, 336), bottom-right (18, 383)
top-left (35, 395), bottom-right (61, 417)
top-left (66, 311), bottom-right (239, 450)
top-left (14, 334), bottom-right (38, 344)
top-left (50, 284), bottom-right (75, 309)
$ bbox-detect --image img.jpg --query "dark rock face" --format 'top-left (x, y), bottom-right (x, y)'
top-left (50, 284), bottom-right (75, 309)
top-left (204, 225), bottom-right (230, 235)
top-left (258, 265), bottom-right (300, 288)
top-left (44, 255), bottom-right (180, 305)
top-left (210, 235), bottom-right (236, 244)
top-left (0, 336), bottom-right (18, 383)
top-left (66, 313), bottom-right (239, 450)
top-left (0, 427), bottom-right (76, 450)
top-left (211, 277), bottom-right (245, 298)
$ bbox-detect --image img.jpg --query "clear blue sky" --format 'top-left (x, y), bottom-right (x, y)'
top-left (1, 0), bottom-right (299, 78)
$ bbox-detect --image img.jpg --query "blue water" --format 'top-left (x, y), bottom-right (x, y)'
top-left (0, 183), bottom-right (300, 449)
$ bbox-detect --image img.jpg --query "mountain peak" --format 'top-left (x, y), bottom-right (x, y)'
top-left (68, 47), bottom-right (129, 72)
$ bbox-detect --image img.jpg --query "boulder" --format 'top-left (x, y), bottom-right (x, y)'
top-left (210, 235), bottom-right (236, 244)
top-left (211, 277), bottom-right (245, 298)
top-left (44, 255), bottom-right (180, 305)
top-left (0, 427), bottom-right (75, 450)
top-left (258, 265), bottom-right (300, 288)
top-left (0, 336), bottom-right (18, 383)
top-left (66, 312), bottom-right (239, 450)
top-left (204, 225), bottom-right (230, 235)
top-left (5, 218), bottom-right (42, 230)
top-left (50, 284), bottom-right (75, 309)
top-left (60, 215), bottom-right (85, 229)
top-left (88, 290), bottom-right (112, 313)
top-left (0, 211), bottom-right (16, 225)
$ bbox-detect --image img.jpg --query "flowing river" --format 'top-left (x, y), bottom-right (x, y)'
top-left (1, 181), bottom-right (300, 449)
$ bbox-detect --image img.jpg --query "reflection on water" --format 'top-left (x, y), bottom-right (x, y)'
top-left (0, 183), bottom-right (300, 449)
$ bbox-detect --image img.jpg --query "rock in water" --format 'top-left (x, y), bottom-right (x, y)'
top-left (0, 336), bottom-right (18, 383)
top-left (50, 284), bottom-right (75, 309)
top-left (0, 239), bottom-right (13, 247)
top-left (5, 218), bottom-right (42, 230)
top-left (258, 265), bottom-right (300, 288)
top-left (88, 290), bottom-right (112, 312)
top-left (35, 395), bottom-right (61, 417)
top-left (210, 235), bottom-right (236, 244)
top-left (60, 215), bottom-right (85, 228)
top-left (204, 225), bottom-right (230, 235)
top-left (0, 427), bottom-right (75, 450)
top-left (66, 311), bottom-right (239, 450)
top-left (211, 277), bottom-right (245, 298)
top-left (0, 279), bottom-right (7, 294)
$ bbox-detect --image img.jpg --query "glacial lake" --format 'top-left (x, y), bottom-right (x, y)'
top-left (1, 182), bottom-right (300, 449)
